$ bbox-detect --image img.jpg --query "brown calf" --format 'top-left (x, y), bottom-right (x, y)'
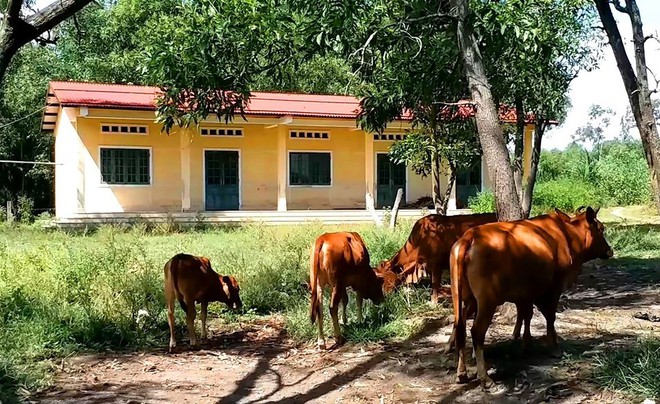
top-left (309, 232), bottom-right (388, 349)
top-left (376, 212), bottom-right (497, 303)
top-left (450, 207), bottom-right (613, 387)
top-left (164, 253), bottom-right (242, 352)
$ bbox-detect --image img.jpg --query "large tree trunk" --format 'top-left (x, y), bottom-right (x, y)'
top-left (451, 0), bottom-right (523, 221)
top-left (595, 0), bottom-right (660, 213)
top-left (521, 119), bottom-right (545, 218)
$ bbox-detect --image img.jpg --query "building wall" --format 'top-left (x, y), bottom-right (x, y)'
top-left (52, 106), bottom-right (537, 216)
top-left (75, 112), bottom-right (182, 213)
top-left (285, 126), bottom-right (366, 209)
top-left (187, 124), bottom-right (278, 210)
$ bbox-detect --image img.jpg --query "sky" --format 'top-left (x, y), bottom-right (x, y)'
top-left (542, 0), bottom-right (660, 150)
top-left (33, 0), bottom-right (660, 151)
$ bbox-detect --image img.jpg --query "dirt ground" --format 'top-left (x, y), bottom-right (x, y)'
top-left (35, 260), bottom-right (660, 404)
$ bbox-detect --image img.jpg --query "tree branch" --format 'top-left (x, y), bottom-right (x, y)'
top-left (26, 0), bottom-right (94, 36)
top-left (610, 0), bottom-right (629, 14)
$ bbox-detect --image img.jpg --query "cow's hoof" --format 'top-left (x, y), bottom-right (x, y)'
top-left (317, 341), bottom-right (327, 350)
top-left (168, 346), bottom-right (176, 354)
top-left (456, 373), bottom-right (469, 384)
top-left (480, 375), bottom-right (495, 389)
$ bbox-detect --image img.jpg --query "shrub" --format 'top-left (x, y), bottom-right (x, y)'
top-left (531, 178), bottom-right (600, 215)
top-left (16, 196), bottom-right (34, 224)
top-left (468, 190), bottom-right (496, 213)
top-left (595, 143), bottom-right (652, 206)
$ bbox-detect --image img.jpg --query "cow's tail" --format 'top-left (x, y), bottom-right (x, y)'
top-left (166, 254), bottom-right (188, 312)
top-left (309, 239), bottom-right (324, 324)
top-left (450, 234), bottom-right (472, 355)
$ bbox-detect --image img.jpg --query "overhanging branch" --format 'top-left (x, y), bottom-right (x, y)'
top-left (611, 0), bottom-right (629, 14)
top-left (26, 0), bottom-right (94, 36)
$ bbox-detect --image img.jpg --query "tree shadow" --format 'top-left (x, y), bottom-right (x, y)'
top-left (217, 317), bottom-right (452, 404)
top-left (0, 366), bottom-right (22, 404)
top-left (561, 257), bottom-right (660, 310)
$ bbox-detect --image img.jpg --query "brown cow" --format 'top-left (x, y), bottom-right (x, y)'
top-left (450, 207), bottom-right (613, 387)
top-left (164, 253), bottom-right (242, 353)
top-left (376, 212), bottom-right (497, 303)
top-left (310, 232), bottom-right (389, 349)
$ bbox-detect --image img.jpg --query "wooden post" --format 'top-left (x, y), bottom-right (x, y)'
top-left (365, 192), bottom-right (383, 227)
top-left (389, 188), bottom-right (403, 230)
top-left (6, 200), bottom-right (13, 223)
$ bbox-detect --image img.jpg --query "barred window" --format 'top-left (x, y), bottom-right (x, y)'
top-left (289, 152), bottom-right (331, 186)
top-left (100, 148), bottom-right (150, 185)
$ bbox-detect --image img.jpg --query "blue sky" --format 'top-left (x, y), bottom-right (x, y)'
top-left (34, 0), bottom-right (659, 150)
top-left (543, 0), bottom-right (660, 150)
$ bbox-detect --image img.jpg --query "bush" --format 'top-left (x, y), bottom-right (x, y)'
top-left (468, 190), bottom-right (496, 213)
top-left (531, 178), bottom-right (600, 215)
top-left (595, 143), bottom-right (652, 206)
top-left (16, 195), bottom-right (34, 224)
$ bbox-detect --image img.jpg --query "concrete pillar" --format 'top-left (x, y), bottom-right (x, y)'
top-left (364, 133), bottom-right (375, 207)
top-left (180, 128), bottom-right (192, 211)
top-left (277, 125), bottom-right (288, 211)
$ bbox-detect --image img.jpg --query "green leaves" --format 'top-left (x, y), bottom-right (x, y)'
top-left (138, 0), bottom-right (305, 131)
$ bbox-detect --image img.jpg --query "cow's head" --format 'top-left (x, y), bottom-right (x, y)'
top-left (220, 275), bottom-right (243, 310)
top-left (556, 206), bottom-right (613, 261)
top-left (358, 269), bottom-right (385, 304)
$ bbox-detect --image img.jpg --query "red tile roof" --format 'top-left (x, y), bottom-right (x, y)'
top-left (45, 81), bottom-right (546, 124)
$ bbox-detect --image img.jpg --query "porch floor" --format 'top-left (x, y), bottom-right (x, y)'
top-left (53, 208), bottom-right (472, 227)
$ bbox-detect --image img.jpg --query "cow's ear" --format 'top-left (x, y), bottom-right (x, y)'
top-left (586, 206), bottom-right (596, 223)
top-left (554, 208), bottom-right (571, 222)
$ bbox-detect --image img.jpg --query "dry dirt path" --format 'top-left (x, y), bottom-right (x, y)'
top-left (35, 261), bottom-right (660, 404)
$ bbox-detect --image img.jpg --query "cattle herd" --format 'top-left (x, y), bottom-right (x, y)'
top-left (163, 206), bottom-right (613, 388)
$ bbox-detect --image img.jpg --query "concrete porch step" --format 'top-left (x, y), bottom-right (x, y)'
top-left (53, 209), bottom-right (473, 227)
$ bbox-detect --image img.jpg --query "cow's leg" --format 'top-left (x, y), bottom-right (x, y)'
top-left (356, 292), bottom-right (364, 323)
top-left (538, 300), bottom-right (562, 357)
top-left (185, 300), bottom-right (199, 349)
top-left (330, 286), bottom-right (346, 346)
top-left (316, 285), bottom-right (326, 349)
top-left (166, 291), bottom-right (177, 353)
top-left (454, 307), bottom-right (469, 384)
top-left (445, 299), bottom-right (476, 354)
top-left (340, 293), bottom-right (348, 325)
top-left (430, 264), bottom-right (443, 305)
top-left (200, 301), bottom-right (209, 340)
top-left (472, 303), bottom-right (497, 388)
top-left (513, 302), bottom-right (534, 351)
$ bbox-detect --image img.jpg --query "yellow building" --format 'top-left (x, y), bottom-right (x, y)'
top-left (41, 81), bottom-right (535, 220)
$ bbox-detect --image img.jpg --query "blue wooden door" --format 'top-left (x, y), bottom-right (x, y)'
top-left (456, 160), bottom-right (482, 209)
top-left (205, 150), bottom-right (239, 211)
top-left (376, 154), bottom-right (406, 208)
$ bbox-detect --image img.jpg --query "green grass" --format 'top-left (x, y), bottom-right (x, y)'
top-left (1, 212), bottom-right (660, 402)
top-left (0, 219), bottom-right (440, 402)
top-left (594, 338), bottom-right (660, 400)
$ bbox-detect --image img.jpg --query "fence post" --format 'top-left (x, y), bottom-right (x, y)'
top-left (365, 192), bottom-right (383, 227)
top-left (6, 200), bottom-right (14, 223)
top-left (389, 188), bottom-right (403, 230)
